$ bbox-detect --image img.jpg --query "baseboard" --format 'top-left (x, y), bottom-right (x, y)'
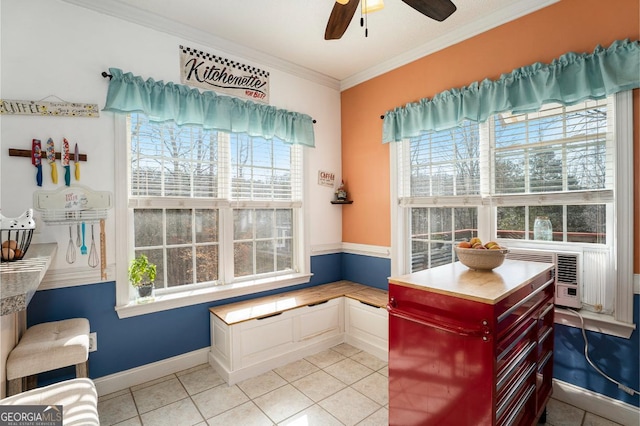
top-left (93, 347), bottom-right (209, 396)
top-left (344, 334), bottom-right (388, 362)
top-left (552, 379), bottom-right (639, 426)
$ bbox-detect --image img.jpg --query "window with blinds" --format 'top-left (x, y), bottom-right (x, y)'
top-left (391, 92), bottom-right (633, 322)
top-left (408, 121), bottom-right (480, 198)
top-left (401, 121), bottom-right (482, 270)
top-left (492, 98), bottom-right (612, 243)
top-left (398, 97), bottom-right (618, 314)
top-left (130, 114), bottom-right (225, 199)
top-left (127, 113), bottom-right (302, 292)
top-left (229, 133), bottom-right (301, 279)
top-left (230, 134), bottom-right (301, 201)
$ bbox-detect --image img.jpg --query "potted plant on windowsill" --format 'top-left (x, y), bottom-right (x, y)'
top-left (128, 254), bottom-right (157, 303)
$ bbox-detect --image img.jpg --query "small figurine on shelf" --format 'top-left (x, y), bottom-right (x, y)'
top-left (335, 180), bottom-right (347, 201)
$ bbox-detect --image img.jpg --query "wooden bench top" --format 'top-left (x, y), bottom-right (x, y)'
top-left (209, 281), bottom-right (388, 325)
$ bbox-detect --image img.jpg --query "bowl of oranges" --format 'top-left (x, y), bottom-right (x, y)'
top-left (455, 238), bottom-right (508, 271)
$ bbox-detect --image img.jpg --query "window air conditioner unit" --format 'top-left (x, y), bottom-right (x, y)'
top-left (506, 248), bottom-right (582, 309)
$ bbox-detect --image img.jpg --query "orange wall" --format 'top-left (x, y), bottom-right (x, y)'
top-left (341, 0), bottom-right (640, 272)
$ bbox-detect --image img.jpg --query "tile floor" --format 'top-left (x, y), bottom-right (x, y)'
top-left (97, 343), bottom-right (622, 426)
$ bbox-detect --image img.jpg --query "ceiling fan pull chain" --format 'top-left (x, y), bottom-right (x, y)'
top-left (362, 0), bottom-right (369, 37)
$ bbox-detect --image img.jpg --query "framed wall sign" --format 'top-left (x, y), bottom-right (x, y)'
top-left (318, 170), bottom-right (335, 188)
top-left (180, 45), bottom-right (270, 104)
top-left (0, 99), bottom-right (99, 117)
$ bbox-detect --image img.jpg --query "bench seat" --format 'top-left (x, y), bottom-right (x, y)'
top-left (208, 281), bottom-right (389, 385)
top-left (209, 280), bottom-right (387, 325)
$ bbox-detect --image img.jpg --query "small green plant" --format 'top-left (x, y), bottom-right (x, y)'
top-left (128, 254), bottom-right (157, 287)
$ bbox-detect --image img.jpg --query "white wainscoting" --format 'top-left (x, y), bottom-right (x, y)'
top-left (552, 379), bottom-right (639, 426)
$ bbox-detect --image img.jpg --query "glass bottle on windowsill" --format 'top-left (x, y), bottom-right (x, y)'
top-left (533, 216), bottom-right (552, 241)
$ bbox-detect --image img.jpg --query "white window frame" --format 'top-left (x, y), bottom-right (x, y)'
top-left (113, 115), bottom-right (311, 318)
top-left (390, 91), bottom-right (635, 338)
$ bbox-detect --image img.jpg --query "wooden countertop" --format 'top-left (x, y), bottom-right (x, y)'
top-left (388, 259), bottom-right (554, 305)
top-left (0, 243), bottom-right (58, 315)
top-left (210, 281), bottom-right (388, 325)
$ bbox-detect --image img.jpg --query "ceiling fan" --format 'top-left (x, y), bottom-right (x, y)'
top-left (324, 0), bottom-right (457, 40)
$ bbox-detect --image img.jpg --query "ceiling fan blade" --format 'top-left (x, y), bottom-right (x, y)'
top-left (401, 0), bottom-right (456, 22)
top-left (324, 0), bottom-right (360, 40)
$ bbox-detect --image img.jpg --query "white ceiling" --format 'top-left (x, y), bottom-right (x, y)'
top-left (62, 0), bottom-right (558, 90)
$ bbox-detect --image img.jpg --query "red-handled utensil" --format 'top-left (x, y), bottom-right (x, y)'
top-left (63, 138), bottom-right (71, 186)
top-left (46, 138), bottom-right (57, 184)
top-left (32, 139), bottom-right (42, 186)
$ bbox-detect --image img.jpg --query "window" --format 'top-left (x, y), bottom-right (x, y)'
top-left (492, 99), bottom-right (612, 245)
top-left (392, 93), bottom-right (634, 326)
top-left (115, 113), bottom-right (309, 314)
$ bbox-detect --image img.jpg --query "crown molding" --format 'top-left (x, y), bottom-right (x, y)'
top-left (62, 0), bottom-right (558, 92)
top-left (340, 0), bottom-right (560, 90)
top-left (60, 0), bottom-right (341, 91)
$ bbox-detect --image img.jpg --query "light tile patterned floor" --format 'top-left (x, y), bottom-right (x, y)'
top-left (97, 343), bottom-right (622, 426)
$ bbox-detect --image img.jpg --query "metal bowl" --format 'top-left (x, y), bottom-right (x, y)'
top-left (455, 246), bottom-right (508, 271)
top-left (0, 229), bottom-right (34, 262)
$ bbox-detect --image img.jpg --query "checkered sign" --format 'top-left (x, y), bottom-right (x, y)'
top-left (180, 45), bottom-right (270, 104)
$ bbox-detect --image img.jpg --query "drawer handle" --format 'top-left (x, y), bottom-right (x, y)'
top-left (256, 312), bottom-right (283, 320)
top-left (539, 303), bottom-right (555, 319)
top-left (497, 340), bottom-right (537, 391)
top-left (497, 363), bottom-right (536, 420)
top-left (499, 384), bottom-right (536, 426)
top-left (539, 326), bottom-right (553, 346)
top-left (497, 321), bottom-right (536, 362)
top-left (307, 300), bottom-right (329, 307)
top-left (359, 300), bottom-right (381, 309)
top-left (539, 350), bottom-right (553, 369)
top-left (498, 277), bottom-right (554, 323)
top-left (388, 309), bottom-right (489, 339)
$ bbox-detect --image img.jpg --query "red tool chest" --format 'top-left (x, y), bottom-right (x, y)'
top-left (388, 259), bottom-right (555, 425)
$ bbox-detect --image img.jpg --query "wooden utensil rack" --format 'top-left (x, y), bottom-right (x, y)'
top-left (8, 148), bottom-right (88, 161)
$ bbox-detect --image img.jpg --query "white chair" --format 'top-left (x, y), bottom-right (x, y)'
top-left (6, 318), bottom-right (90, 396)
top-left (0, 378), bottom-right (98, 426)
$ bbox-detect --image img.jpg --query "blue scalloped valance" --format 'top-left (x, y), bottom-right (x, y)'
top-left (103, 68), bottom-right (315, 147)
top-left (383, 39), bottom-right (640, 143)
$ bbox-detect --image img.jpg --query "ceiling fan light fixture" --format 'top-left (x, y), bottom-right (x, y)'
top-left (362, 0), bottom-right (384, 14)
top-left (336, 0), bottom-right (350, 4)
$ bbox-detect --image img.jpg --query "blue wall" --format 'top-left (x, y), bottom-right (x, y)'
top-left (341, 253), bottom-right (391, 290)
top-left (27, 253), bottom-right (344, 381)
top-left (27, 252), bottom-right (639, 408)
top-left (553, 296), bottom-right (639, 407)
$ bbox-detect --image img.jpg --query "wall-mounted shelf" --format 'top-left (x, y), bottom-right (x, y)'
top-left (33, 185), bottom-right (112, 225)
top-left (331, 200), bottom-right (353, 205)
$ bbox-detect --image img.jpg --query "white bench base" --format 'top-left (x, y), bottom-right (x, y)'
top-left (209, 333), bottom-right (344, 385)
top-left (209, 288), bottom-right (388, 385)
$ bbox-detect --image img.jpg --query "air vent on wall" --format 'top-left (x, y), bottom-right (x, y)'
top-left (506, 249), bottom-right (555, 264)
top-left (556, 254), bottom-right (578, 285)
